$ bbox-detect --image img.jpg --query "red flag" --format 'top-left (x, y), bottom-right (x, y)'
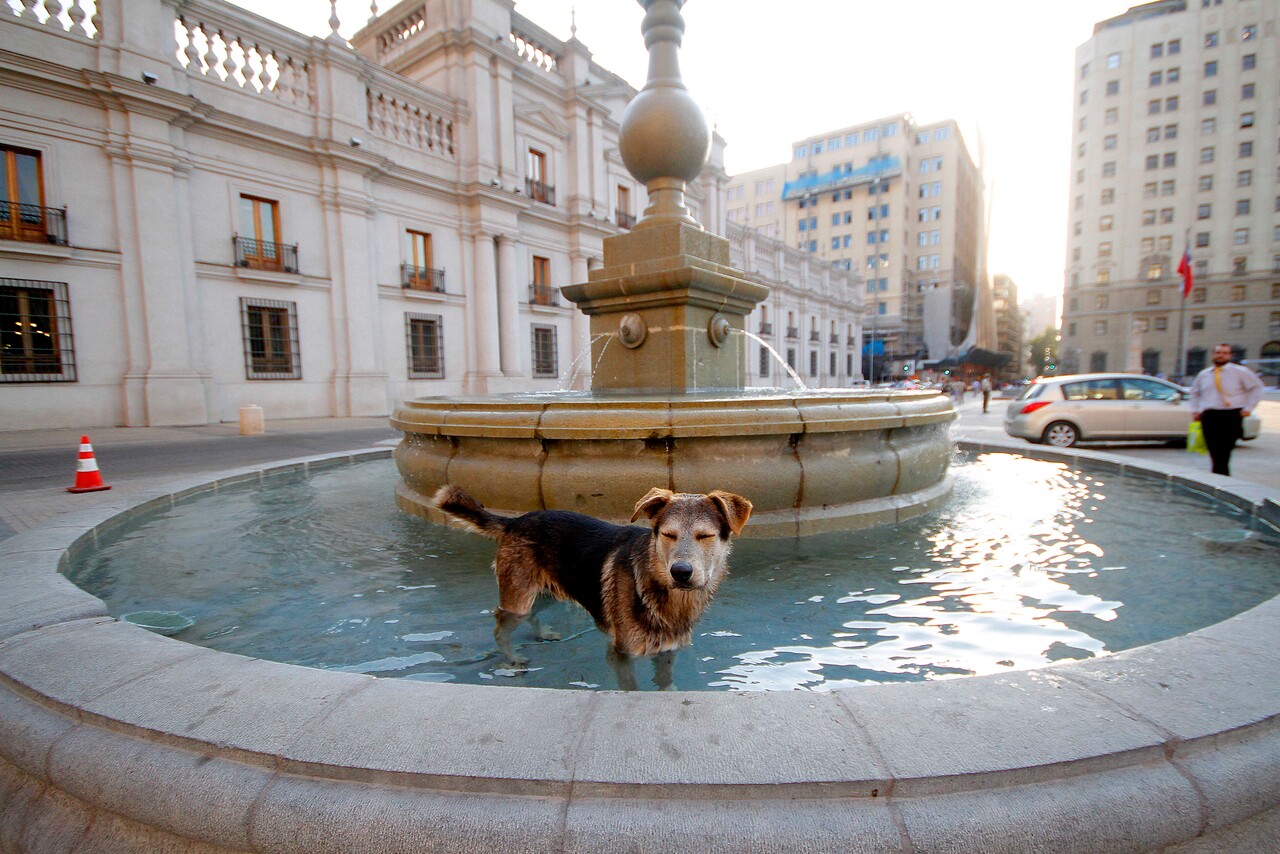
top-left (1177, 248), bottom-right (1193, 299)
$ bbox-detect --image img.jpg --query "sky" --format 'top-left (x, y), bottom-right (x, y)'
top-left (232, 0), bottom-right (1141, 300)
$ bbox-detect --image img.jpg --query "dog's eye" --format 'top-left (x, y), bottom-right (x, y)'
top-left (695, 533), bottom-right (715, 541)
top-left (661, 531), bottom-right (678, 540)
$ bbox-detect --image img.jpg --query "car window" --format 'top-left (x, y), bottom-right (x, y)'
top-left (1062, 379), bottom-right (1120, 400)
top-left (1121, 378), bottom-right (1180, 401)
top-left (1017, 383), bottom-right (1046, 401)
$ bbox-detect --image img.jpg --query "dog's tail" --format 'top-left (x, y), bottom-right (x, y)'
top-left (432, 485), bottom-right (509, 540)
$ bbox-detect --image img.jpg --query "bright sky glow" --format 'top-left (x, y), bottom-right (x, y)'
top-left (232, 0), bottom-right (1138, 299)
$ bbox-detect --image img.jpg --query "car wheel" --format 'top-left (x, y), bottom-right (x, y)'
top-left (1043, 421), bottom-right (1079, 448)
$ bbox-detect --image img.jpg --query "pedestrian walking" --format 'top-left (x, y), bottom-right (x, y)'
top-left (1188, 343), bottom-right (1264, 476)
top-left (980, 374), bottom-right (993, 414)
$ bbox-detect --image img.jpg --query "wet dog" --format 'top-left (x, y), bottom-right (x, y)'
top-left (432, 486), bottom-right (752, 689)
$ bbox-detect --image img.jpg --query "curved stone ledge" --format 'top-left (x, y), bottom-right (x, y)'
top-left (392, 390), bottom-right (957, 537)
top-left (1, 443), bottom-right (1278, 851)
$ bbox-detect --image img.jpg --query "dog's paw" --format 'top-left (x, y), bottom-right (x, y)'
top-left (505, 653), bottom-right (530, 666)
top-left (536, 628), bottom-right (562, 642)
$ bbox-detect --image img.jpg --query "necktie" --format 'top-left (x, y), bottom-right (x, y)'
top-left (1214, 366), bottom-right (1231, 407)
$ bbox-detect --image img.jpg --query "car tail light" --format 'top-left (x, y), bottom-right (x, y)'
top-left (1020, 401), bottom-right (1052, 415)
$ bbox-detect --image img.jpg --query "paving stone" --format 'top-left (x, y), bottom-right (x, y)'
top-left (284, 678), bottom-right (589, 788)
top-left (0, 619), bottom-right (201, 707)
top-left (564, 796), bottom-right (904, 853)
top-left (834, 669), bottom-right (1165, 790)
top-left (75, 809), bottom-right (236, 854)
top-left (14, 785), bottom-right (94, 854)
top-left (83, 654), bottom-right (369, 759)
top-left (48, 724), bottom-right (268, 850)
top-left (1173, 724), bottom-right (1280, 834)
top-left (573, 689), bottom-right (884, 789)
top-left (0, 755), bottom-right (46, 852)
top-left (0, 684), bottom-right (76, 779)
top-left (897, 761), bottom-right (1200, 854)
top-left (249, 775), bottom-right (563, 853)
top-left (1059, 634), bottom-right (1280, 741)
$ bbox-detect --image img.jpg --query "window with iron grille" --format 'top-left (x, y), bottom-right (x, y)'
top-left (759, 346), bottom-right (769, 378)
top-left (531, 323), bottom-right (557, 378)
top-left (0, 278), bottom-right (75, 382)
top-left (405, 312), bottom-right (444, 379)
top-left (240, 297), bottom-right (300, 379)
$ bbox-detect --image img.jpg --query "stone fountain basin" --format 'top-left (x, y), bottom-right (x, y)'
top-left (1, 443), bottom-right (1279, 852)
top-left (393, 388), bottom-right (956, 537)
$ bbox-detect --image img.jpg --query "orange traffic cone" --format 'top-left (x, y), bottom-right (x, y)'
top-left (67, 435), bottom-right (112, 493)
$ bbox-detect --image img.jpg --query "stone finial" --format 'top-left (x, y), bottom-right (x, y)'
top-left (327, 0), bottom-right (343, 43)
top-left (618, 0), bottom-right (710, 229)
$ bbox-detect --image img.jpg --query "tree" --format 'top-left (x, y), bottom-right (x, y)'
top-left (1026, 326), bottom-right (1060, 376)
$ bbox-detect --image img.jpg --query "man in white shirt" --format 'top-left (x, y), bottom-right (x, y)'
top-left (1189, 343), bottom-right (1265, 476)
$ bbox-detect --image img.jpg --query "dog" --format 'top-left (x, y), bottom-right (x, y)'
top-left (432, 485), bottom-right (752, 689)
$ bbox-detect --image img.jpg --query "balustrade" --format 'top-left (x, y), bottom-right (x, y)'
top-left (233, 235), bottom-right (297, 273)
top-left (616, 210), bottom-right (636, 230)
top-left (529, 284), bottom-right (559, 306)
top-left (525, 178), bottom-right (555, 206)
top-left (367, 90), bottom-right (454, 156)
top-left (174, 13), bottom-right (314, 109)
top-left (401, 264), bottom-right (445, 293)
top-left (8, 0), bottom-right (99, 37)
top-left (508, 17), bottom-right (559, 74)
top-left (0, 203), bottom-right (68, 246)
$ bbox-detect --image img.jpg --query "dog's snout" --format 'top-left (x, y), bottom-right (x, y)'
top-left (670, 561), bottom-right (694, 584)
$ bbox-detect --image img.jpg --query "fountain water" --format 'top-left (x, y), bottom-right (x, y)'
top-left (393, 0), bottom-right (955, 536)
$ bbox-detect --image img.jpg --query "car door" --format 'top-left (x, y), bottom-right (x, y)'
top-left (1119, 377), bottom-right (1188, 438)
top-left (1061, 378), bottom-right (1126, 438)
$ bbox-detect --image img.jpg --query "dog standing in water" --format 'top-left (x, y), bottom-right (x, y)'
top-left (432, 485), bottom-right (752, 689)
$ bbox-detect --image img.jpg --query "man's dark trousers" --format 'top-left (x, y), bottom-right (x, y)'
top-left (1199, 408), bottom-right (1244, 476)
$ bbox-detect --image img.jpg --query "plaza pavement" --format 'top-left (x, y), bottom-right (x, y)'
top-left (0, 395), bottom-right (1276, 543)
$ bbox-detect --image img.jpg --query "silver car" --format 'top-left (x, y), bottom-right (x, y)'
top-left (1004, 372), bottom-right (1261, 448)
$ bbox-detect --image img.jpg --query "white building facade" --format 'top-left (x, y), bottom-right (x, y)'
top-left (1, 0), bottom-right (846, 431)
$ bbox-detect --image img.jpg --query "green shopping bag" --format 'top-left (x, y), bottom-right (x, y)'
top-left (1187, 420), bottom-right (1207, 454)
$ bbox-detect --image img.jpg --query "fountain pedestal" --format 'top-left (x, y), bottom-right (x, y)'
top-left (562, 221), bottom-right (768, 392)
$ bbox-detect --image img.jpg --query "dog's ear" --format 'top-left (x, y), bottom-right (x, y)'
top-left (631, 487), bottom-right (675, 523)
top-left (707, 491), bottom-right (753, 536)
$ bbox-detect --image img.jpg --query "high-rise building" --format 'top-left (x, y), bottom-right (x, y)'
top-left (992, 274), bottom-right (1024, 380)
top-left (728, 114), bottom-right (990, 380)
top-left (1063, 0), bottom-right (1280, 383)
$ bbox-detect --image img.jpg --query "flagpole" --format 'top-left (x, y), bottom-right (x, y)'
top-left (1176, 229), bottom-right (1190, 382)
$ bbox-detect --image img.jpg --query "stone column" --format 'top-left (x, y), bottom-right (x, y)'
top-left (495, 236), bottom-right (522, 376)
top-left (467, 230), bottom-right (502, 391)
top-left (110, 135), bottom-right (211, 426)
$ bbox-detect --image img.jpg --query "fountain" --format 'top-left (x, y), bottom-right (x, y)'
top-left (391, 0), bottom-right (955, 537)
top-left (3, 1), bottom-right (1279, 850)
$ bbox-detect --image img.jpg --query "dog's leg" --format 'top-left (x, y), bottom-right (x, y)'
top-left (652, 650), bottom-right (677, 691)
top-left (527, 597), bottom-right (561, 642)
top-left (606, 644), bottom-right (639, 691)
top-left (493, 608), bottom-right (530, 665)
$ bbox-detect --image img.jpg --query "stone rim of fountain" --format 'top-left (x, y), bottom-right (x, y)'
top-left (2, 442), bottom-right (1278, 850)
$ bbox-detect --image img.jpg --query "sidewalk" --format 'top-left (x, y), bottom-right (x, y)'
top-left (954, 395), bottom-right (1280, 490)
top-left (0, 416), bottom-right (399, 541)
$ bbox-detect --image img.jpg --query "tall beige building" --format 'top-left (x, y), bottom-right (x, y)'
top-left (1064, 0), bottom-right (1280, 383)
top-left (728, 114), bottom-right (989, 379)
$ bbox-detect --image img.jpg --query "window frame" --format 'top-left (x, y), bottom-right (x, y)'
top-left (0, 278), bottom-right (75, 382)
top-left (240, 297), bottom-right (301, 380)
